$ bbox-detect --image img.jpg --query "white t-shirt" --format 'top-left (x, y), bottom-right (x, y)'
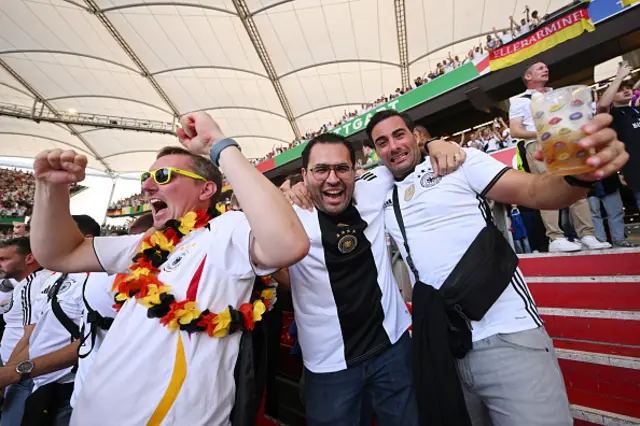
top-left (0, 269), bottom-right (53, 365)
top-left (500, 32), bottom-right (513, 44)
top-left (486, 138), bottom-right (501, 152)
top-left (71, 212), bottom-right (275, 426)
top-left (508, 88), bottom-right (552, 146)
top-left (289, 167), bottom-right (411, 373)
top-left (30, 272), bottom-right (86, 391)
top-left (383, 149), bottom-right (542, 342)
top-left (516, 22), bottom-right (530, 36)
top-left (71, 273), bottom-right (116, 408)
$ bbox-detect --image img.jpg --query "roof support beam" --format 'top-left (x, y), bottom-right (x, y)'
top-left (394, 0), bottom-right (410, 89)
top-left (83, 0), bottom-right (181, 118)
top-left (0, 58), bottom-right (112, 171)
top-left (231, 0), bottom-right (301, 140)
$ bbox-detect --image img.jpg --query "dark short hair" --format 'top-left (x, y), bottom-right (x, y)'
top-left (522, 61), bottom-right (546, 86)
top-left (129, 212), bottom-right (154, 235)
top-left (287, 173), bottom-right (304, 186)
top-left (365, 110), bottom-right (415, 144)
top-left (362, 139), bottom-right (375, 150)
top-left (0, 237), bottom-right (31, 256)
top-left (301, 134), bottom-right (356, 169)
top-left (72, 215), bottom-right (101, 237)
top-left (157, 146), bottom-right (224, 206)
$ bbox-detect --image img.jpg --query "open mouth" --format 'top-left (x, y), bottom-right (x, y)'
top-left (390, 153), bottom-right (409, 164)
top-left (323, 189), bottom-right (344, 201)
top-left (150, 198), bottom-right (168, 215)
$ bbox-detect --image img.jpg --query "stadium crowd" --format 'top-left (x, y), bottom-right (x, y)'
top-left (0, 169), bottom-right (35, 218)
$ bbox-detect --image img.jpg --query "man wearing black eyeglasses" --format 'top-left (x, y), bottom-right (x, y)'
top-left (275, 133), bottom-right (464, 426)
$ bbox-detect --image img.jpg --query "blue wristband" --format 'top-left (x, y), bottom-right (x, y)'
top-left (209, 138), bottom-right (240, 167)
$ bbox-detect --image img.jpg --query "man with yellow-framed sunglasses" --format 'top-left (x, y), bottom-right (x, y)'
top-left (29, 111), bottom-right (310, 426)
top-left (140, 167), bottom-right (207, 186)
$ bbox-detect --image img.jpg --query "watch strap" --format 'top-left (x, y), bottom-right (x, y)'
top-left (564, 175), bottom-right (595, 189)
top-left (209, 138), bottom-right (240, 167)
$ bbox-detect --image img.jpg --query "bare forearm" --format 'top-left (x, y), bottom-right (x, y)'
top-left (7, 333), bottom-right (32, 365)
top-left (526, 174), bottom-right (588, 210)
top-left (218, 147), bottom-right (309, 267)
top-left (598, 78), bottom-right (624, 111)
top-left (510, 125), bottom-right (537, 140)
top-left (32, 183), bottom-right (83, 268)
top-left (2, 342), bottom-right (79, 387)
top-left (31, 182), bottom-right (100, 272)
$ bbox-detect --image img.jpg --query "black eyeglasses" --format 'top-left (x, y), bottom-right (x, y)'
top-left (308, 164), bottom-right (353, 180)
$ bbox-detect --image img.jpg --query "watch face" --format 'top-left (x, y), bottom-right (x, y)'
top-left (16, 360), bottom-right (34, 375)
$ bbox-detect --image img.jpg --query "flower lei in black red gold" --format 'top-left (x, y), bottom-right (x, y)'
top-left (111, 210), bottom-right (275, 337)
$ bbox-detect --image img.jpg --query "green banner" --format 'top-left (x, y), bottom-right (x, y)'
top-left (330, 62), bottom-right (480, 138)
top-left (265, 62), bottom-right (480, 171)
top-left (0, 217), bottom-right (24, 225)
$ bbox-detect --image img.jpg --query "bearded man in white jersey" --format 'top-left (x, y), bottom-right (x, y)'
top-left (279, 133), bottom-right (465, 426)
top-left (28, 111), bottom-right (309, 426)
top-left (365, 109), bottom-right (627, 426)
top-left (0, 237), bottom-right (50, 426)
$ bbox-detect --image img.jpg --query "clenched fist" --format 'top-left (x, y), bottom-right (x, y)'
top-left (33, 149), bottom-right (88, 185)
top-left (177, 112), bottom-right (226, 157)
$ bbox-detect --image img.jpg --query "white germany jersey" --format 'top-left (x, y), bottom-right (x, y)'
top-left (0, 269), bottom-right (53, 365)
top-left (70, 212), bottom-right (275, 426)
top-left (71, 273), bottom-right (117, 408)
top-left (384, 149), bottom-right (542, 342)
top-left (30, 272), bottom-right (85, 391)
top-left (290, 166), bottom-right (411, 373)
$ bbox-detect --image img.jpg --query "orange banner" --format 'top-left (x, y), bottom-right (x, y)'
top-left (490, 4), bottom-right (595, 71)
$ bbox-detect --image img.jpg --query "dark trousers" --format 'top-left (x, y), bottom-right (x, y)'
top-left (304, 332), bottom-right (419, 426)
top-left (21, 382), bottom-right (73, 426)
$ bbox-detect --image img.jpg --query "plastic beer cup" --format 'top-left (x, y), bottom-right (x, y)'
top-left (530, 85), bottom-right (596, 176)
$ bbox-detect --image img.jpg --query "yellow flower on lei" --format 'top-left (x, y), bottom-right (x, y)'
top-left (178, 211), bottom-right (197, 235)
top-left (137, 284), bottom-right (172, 308)
top-left (167, 301), bottom-right (201, 331)
top-left (142, 231), bottom-right (175, 253)
top-left (212, 308), bottom-right (231, 337)
top-left (252, 300), bottom-right (266, 322)
top-left (260, 288), bottom-right (275, 302)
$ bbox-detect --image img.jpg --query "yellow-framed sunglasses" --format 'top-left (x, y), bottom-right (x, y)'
top-left (140, 167), bottom-right (207, 185)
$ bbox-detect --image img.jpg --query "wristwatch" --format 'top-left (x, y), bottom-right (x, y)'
top-left (15, 359), bottom-right (34, 380)
top-left (209, 138), bottom-right (240, 167)
top-left (564, 175), bottom-right (595, 189)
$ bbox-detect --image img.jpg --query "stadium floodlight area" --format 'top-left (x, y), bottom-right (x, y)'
top-left (0, 101), bottom-right (176, 135)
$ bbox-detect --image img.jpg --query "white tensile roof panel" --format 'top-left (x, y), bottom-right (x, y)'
top-left (0, 0), bottom-right (574, 173)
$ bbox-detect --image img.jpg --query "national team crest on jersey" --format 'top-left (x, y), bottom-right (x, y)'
top-left (420, 171), bottom-right (442, 188)
top-left (337, 230), bottom-right (358, 254)
top-left (164, 246), bottom-right (192, 272)
top-left (48, 278), bottom-right (72, 298)
top-left (0, 296), bottom-right (13, 314)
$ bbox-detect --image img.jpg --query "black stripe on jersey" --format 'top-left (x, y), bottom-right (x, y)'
top-left (480, 166), bottom-right (510, 197)
top-left (317, 205), bottom-right (390, 366)
top-left (512, 271), bottom-right (543, 326)
top-left (22, 273), bottom-right (34, 326)
top-left (355, 172), bottom-right (377, 182)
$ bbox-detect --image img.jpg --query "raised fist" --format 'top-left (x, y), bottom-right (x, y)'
top-left (33, 149), bottom-right (87, 185)
top-left (177, 112), bottom-right (227, 157)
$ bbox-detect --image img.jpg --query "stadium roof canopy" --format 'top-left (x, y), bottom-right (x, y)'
top-left (0, 0), bottom-right (567, 173)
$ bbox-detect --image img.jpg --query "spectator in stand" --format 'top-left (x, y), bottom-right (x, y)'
top-left (494, 26), bottom-right (513, 45)
top-left (509, 61), bottom-right (610, 252)
top-left (12, 222), bottom-right (28, 237)
top-left (530, 10), bottom-right (541, 27)
top-left (486, 34), bottom-right (499, 50)
top-left (597, 63), bottom-right (640, 212)
top-left (414, 125), bottom-right (432, 157)
top-left (587, 174), bottom-right (637, 248)
top-left (509, 205), bottom-right (532, 253)
top-left (363, 140), bottom-right (379, 165)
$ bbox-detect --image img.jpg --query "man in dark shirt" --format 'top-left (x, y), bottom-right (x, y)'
top-left (598, 64), bottom-right (640, 211)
